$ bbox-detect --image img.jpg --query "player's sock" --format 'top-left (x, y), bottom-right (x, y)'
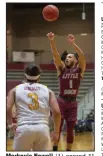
top-left (53, 145), bottom-right (58, 151)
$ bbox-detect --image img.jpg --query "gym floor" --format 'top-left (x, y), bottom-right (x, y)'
top-left (6, 131), bottom-right (94, 151)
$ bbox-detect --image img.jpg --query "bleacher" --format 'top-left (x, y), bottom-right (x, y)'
top-left (7, 64), bottom-right (94, 103)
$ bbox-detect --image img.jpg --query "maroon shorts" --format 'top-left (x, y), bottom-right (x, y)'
top-left (57, 97), bottom-right (77, 122)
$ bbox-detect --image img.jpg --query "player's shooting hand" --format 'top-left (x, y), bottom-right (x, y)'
top-left (67, 34), bottom-right (75, 44)
top-left (50, 131), bottom-right (59, 142)
top-left (47, 32), bottom-right (55, 40)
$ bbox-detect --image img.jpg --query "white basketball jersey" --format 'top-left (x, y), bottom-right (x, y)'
top-left (15, 83), bottom-right (50, 126)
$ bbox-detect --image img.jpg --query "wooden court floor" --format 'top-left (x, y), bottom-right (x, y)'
top-left (6, 132), bottom-right (94, 151)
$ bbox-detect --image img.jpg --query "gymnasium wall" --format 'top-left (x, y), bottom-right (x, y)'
top-left (7, 4), bottom-right (94, 63)
top-left (7, 34), bottom-right (94, 64)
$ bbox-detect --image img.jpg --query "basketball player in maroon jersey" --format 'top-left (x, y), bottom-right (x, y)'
top-left (47, 32), bottom-right (86, 151)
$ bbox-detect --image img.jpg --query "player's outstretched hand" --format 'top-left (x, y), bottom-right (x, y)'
top-left (67, 34), bottom-right (75, 44)
top-left (47, 32), bottom-right (55, 40)
top-left (51, 131), bottom-right (59, 142)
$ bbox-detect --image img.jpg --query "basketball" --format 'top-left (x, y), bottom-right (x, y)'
top-left (42, 5), bottom-right (59, 22)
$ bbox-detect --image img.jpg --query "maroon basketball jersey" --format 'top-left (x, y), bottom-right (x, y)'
top-left (58, 66), bottom-right (81, 97)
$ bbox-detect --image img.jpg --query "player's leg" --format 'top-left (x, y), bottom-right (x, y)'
top-left (65, 107), bottom-right (77, 151)
top-left (32, 124), bottom-right (52, 151)
top-left (53, 116), bottom-right (64, 151)
top-left (66, 120), bottom-right (76, 151)
top-left (13, 125), bottom-right (35, 151)
top-left (49, 110), bottom-right (64, 151)
top-left (53, 97), bottom-right (65, 151)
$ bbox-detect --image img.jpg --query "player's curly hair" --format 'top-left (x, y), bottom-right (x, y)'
top-left (61, 50), bottom-right (79, 62)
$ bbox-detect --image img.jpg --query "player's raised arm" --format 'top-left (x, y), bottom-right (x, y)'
top-left (47, 32), bottom-right (65, 71)
top-left (67, 34), bottom-right (86, 77)
top-left (49, 89), bottom-right (61, 141)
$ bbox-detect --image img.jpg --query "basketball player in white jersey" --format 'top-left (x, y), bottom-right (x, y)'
top-left (7, 64), bottom-right (61, 151)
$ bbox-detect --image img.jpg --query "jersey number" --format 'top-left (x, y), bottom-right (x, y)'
top-left (28, 93), bottom-right (39, 110)
top-left (69, 80), bottom-right (73, 89)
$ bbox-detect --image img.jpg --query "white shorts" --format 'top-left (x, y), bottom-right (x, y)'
top-left (13, 124), bottom-right (52, 151)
